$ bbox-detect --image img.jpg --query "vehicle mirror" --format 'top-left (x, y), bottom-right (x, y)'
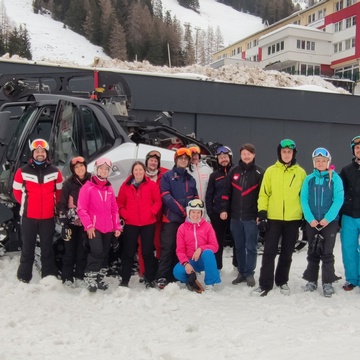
top-left (0, 111), bottom-right (11, 145)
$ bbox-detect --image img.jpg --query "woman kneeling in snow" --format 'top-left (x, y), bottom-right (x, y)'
top-left (173, 199), bottom-right (221, 292)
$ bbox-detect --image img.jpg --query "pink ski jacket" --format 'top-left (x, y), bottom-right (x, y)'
top-left (77, 177), bottom-right (121, 234)
top-left (176, 217), bottom-right (219, 265)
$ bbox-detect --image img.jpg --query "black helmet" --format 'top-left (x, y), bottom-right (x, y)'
top-left (277, 139), bottom-right (297, 165)
top-left (70, 156), bottom-right (87, 174)
top-left (145, 150), bottom-right (161, 169)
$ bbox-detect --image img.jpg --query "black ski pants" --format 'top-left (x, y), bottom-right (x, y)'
top-left (121, 223), bottom-right (157, 283)
top-left (156, 222), bottom-right (181, 282)
top-left (17, 216), bottom-right (58, 282)
top-left (259, 219), bottom-right (301, 291)
top-left (85, 231), bottom-right (112, 273)
top-left (61, 225), bottom-right (88, 282)
top-left (303, 221), bottom-right (339, 284)
top-left (209, 213), bottom-right (229, 269)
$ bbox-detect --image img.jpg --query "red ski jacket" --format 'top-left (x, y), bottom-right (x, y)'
top-left (117, 175), bottom-right (162, 226)
top-left (13, 160), bottom-right (63, 219)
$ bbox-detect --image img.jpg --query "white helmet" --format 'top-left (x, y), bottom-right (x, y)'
top-left (312, 147), bottom-right (331, 168)
top-left (94, 157), bottom-right (112, 177)
top-left (186, 199), bottom-right (204, 219)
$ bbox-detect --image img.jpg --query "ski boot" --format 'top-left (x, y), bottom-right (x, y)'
top-left (84, 272), bottom-right (98, 292)
top-left (96, 269), bottom-right (109, 291)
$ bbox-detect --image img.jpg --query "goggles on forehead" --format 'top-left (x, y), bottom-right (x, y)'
top-left (71, 156), bottom-right (85, 165)
top-left (147, 150), bottom-right (161, 159)
top-left (187, 145), bottom-right (201, 154)
top-left (351, 136), bottom-right (360, 148)
top-left (215, 146), bottom-right (231, 156)
top-left (280, 139), bottom-right (296, 149)
top-left (188, 199), bottom-right (204, 208)
top-left (175, 148), bottom-right (191, 158)
top-left (312, 148), bottom-right (330, 158)
top-left (30, 139), bottom-right (49, 151)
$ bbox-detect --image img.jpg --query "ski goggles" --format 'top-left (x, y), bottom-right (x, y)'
top-left (175, 148), bottom-right (191, 158)
top-left (280, 139), bottom-right (296, 149)
top-left (187, 145), bottom-right (201, 154)
top-left (312, 148), bottom-right (330, 158)
top-left (146, 150), bottom-right (161, 159)
top-left (351, 136), bottom-right (360, 148)
top-left (215, 146), bottom-right (232, 156)
top-left (95, 157), bottom-right (112, 168)
top-left (188, 199), bottom-right (204, 208)
top-left (71, 156), bottom-right (86, 165)
top-left (30, 139), bottom-right (49, 151)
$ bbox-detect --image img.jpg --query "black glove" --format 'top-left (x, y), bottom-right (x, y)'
top-left (257, 210), bottom-right (268, 232)
top-left (258, 219), bottom-right (269, 233)
top-left (61, 226), bottom-right (72, 241)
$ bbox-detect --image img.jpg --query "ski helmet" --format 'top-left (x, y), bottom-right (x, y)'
top-left (277, 139), bottom-right (297, 164)
top-left (215, 145), bottom-right (233, 166)
top-left (70, 156), bottom-right (87, 174)
top-left (94, 157), bottom-right (112, 176)
top-left (312, 147), bottom-right (331, 168)
top-left (145, 150), bottom-right (161, 169)
top-left (350, 136), bottom-right (360, 155)
top-left (186, 199), bottom-right (204, 219)
top-left (174, 147), bottom-right (191, 162)
top-left (29, 138), bottom-right (50, 152)
top-left (187, 144), bottom-right (201, 154)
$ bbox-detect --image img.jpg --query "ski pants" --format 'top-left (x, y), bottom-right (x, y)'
top-left (303, 221), bottom-right (339, 284)
top-left (340, 215), bottom-right (360, 286)
top-left (156, 222), bottom-right (181, 282)
top-left (85, 231), bottom-right (112, 273)
top-left (173, 250), bottom-right (221, 285)
top-left (121, 223), bottom-right (157, 283)
top-left (209, 213), bottom-right (229, 270)
top-left (17, 216), bottom-right (57, 282)
top-left (259, 219), bottom-right (301, 291)
top-left (61, 225), bottom-right (88, 282)
top-left (231, 218), bottom-right (258, 277)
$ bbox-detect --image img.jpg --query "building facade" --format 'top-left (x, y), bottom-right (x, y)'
top-left (212, 0), bottom-right (360, 91)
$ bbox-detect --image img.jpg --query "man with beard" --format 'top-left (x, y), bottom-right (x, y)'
top-left (205, 146), bottom-right (233, 270)
top-left (220, 144), bottom-right (264, 286)
top-left (13, 139), bottom-right (63, 283)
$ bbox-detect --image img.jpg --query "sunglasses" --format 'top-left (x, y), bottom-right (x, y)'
top-left (188, 199), bottom-right (204, 208)
top-left (175, 148), bottom-right (191, 157)
top-left (188, 146), bottom-right (201, 154)
top-left (71, 156), bottom-right (85, 165)
top-left (280, 139), bottom-right (296, 149)
top-left (30, 139), bottom-right (49, 151)
top-left (312, 148), bottom-right (330, 158)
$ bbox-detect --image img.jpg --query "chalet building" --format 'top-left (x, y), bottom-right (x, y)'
top-left (211, 0), bottom-right (359, 93)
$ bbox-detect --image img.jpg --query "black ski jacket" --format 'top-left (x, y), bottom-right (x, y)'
top-left (220, 160), bottom-right (264, 220)
top-left (340, 159), bottom-right (360, 218)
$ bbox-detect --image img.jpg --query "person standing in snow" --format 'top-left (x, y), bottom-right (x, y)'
top-left (173, 199), bottom-right (221, 292)
top-left (339, 136), bottom-right (360, 291)
top-left (301, 148), bottom-right (343, 297)
top-left (187, 144), bottom-right (213, 221)
top-left (136, 150), bottom-right (167, 283)
top-left (205, 145), bottom-right (233, 270)
top-left (77, 157), bottom-right (122, 292)
top-left (13, 139), bottom-right (63, 283)
top-left (117, 161), bottom-right (162, 288)
top-left (155, 148), bottom-right (198, 289)
top-left (57, 156), bottom-right (91, 287)
top-left (252, 139), bottom-right (306, 297)
top-left (220, 144), bottom-right (264, 287)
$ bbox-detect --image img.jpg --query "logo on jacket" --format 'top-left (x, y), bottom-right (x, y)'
top-left (233, 174), bottom-right (240, 181)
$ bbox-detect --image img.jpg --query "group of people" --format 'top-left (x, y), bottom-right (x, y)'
top-left (12, 136), bottom-right (360, 297)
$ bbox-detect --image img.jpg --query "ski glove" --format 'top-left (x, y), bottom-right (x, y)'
top-left (258, 210), bottom-right (269, 232)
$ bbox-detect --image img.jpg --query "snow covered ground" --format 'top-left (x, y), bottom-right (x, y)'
top-left (1, 238), bottom-right (360, 359)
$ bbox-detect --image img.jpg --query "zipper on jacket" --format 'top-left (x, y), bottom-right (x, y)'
top-left (289, 174), bottom-right (295, 187)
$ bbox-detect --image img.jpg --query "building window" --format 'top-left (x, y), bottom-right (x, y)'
top-left (247, 42), bottom-right (252, 50)
top-left (346, 0), bottom-right (355, 6)
top-left (268, 46), bottom-right (271, 55)
top-left (297, 39), bottom-right (315, 51)
top-left (335, 0), bottom-right (344, 11)
top-left (281, 41), bottom-right (284, 50)
top-left (335, 21), bottom-right (343, 32)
